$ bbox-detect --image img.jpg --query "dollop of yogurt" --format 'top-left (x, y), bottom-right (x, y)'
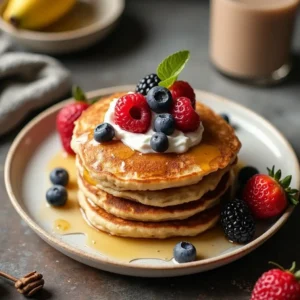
top-left (104, 97), bottom-right (204, 154)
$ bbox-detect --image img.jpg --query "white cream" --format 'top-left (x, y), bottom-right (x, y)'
top-left (103, 98), bottom-right (204, 154)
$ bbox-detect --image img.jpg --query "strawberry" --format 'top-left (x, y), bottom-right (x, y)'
top-left (56, 85), bottom-right (89, 155)
top-left (243, 166), bottom-right (299, 219)
top-left (251, 262), bottom-right (300, 300)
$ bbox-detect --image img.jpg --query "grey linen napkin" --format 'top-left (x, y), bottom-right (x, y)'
top-left (0, 33), bottom-right (71, 136)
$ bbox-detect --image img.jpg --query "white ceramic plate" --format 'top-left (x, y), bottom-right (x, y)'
top-left (0, 0), bottom-right (125, 54)
top-left (5, 85), bottom-right (299, 277)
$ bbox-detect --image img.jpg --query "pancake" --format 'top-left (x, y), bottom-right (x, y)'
top-left (78, 169), bottom-right (233, 222)
top-left (71, 92), bottom-right (241, 191)
top-left (76, 155), bottom-right (236, 207)
top-left (78, 190), bottom-right (220, 239)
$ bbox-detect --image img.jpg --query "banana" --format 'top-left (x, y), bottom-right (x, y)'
top-left (3, 0), bottom-right (76, 30)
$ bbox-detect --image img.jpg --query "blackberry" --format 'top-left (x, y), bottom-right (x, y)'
top-left (136, 73), bottom-right (161, 96)
top-left (220, 198), bottom-right (255, 244)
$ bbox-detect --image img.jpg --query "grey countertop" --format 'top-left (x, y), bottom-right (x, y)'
top-left (1, 0), bottom-right (300, 299)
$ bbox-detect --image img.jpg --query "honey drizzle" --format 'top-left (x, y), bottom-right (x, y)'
top-left (186, 144), bottom-right (221, 171)
top-left (43, 151), bottom-right (236, 263)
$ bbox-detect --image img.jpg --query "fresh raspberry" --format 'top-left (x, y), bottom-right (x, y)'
top-left (169, 81), bottom-right (196, 108)
top-left (56, 102), bottom-right (89, 154)
top-left (243, 166), bottom-right (298, 219)
top-left (114, 93), bottom-right (151, 133)
top-left (251, 263), bottom-right (300, 300)
top-left (171, 97), bottom-right (200, 132)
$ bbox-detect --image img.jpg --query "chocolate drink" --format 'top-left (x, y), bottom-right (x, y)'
top-left (210, 0), bottom-right (299, 82)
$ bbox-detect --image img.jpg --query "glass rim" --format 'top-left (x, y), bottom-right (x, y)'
top-left (215, 0), bottom-right (300, 12)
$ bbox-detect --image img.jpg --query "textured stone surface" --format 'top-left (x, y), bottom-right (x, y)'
top-left (1, 0), bottom-right (300, 299)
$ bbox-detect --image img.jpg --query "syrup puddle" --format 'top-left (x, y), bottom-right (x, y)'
top-left (42, 151), bottom-right (237, 263)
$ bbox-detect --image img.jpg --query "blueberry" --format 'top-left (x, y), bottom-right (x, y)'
top-left (220, 113), bottom-right (230, 123)
top-left (46, 185), bottom-right (68, 206)
top-left (238, 166), bottom-right (259, 185)
top-left (50, 168), bottom-right (69, 186)
top-left (173, 242), bottom-right (197, 263)
top-left (146, 86), bottom-right (173, 113)
top-left (94, 123), bottom-right (115, 143)
top-left (154, 114), bottom-right (175, 136)
top-left (150, 132), bottom-right (169, 152)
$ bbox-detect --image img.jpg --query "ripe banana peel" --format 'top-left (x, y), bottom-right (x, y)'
top-left (3, 0), bottom-right (76, 30)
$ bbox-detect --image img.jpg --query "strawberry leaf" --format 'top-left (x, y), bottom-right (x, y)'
top-left (288, 195), bottom-right (299, 205)
top-left (274, 169), bottom-right (282, 181)
top-left (72, 85), bottom-right (87, 101)
top-left (267, 166), bottom-right (275, 177)
top-left (290, 262), bottom-right (297, 273)
top-left (269, 261), bottom-right (285, 271)
top-left (289, 189), bottom-right (299, 194)
top-left (281, 175), bottom-right (292, 189)
top-left (294, 270), bottom-right (300, 280)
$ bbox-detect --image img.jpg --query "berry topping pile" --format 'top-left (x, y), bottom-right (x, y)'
top-left (96, 50), bottom-right (201, 153)
top-left (135, 73), bottom-right (161, 96)
top-left (114, 93), bottom-right (151, 133)
top-left (251, 262), bottom-right (300, 300)
top-left (92, 51), bottom-right (202, 153)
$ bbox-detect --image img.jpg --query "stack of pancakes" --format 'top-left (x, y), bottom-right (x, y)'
top-left (71, 93), bottom-right (241, 239)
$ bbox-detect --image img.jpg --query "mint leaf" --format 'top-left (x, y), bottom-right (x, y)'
top-left (157, 50), bottom-right (190, 88)
top-left (159, 76), bottom-right (178, 89)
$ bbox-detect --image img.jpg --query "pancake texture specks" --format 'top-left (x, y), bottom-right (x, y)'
top-left (76, 155), bottom-right (235, 207)
top-left (78, 170), bottom-right (233, 222)
top-left (78, 190), bottom-right (220, 239)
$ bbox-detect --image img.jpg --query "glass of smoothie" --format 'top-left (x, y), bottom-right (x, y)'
top-left (209, 0), bottom-right (300, 85)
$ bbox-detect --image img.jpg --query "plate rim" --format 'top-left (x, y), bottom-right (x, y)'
top-left (5, 85), bottom-right (300, 272)
top-left (0, 0), bottom-right (125, 41)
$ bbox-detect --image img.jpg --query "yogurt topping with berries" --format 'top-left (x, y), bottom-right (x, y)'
top-left (104, 97), bottom-right (204, 154)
